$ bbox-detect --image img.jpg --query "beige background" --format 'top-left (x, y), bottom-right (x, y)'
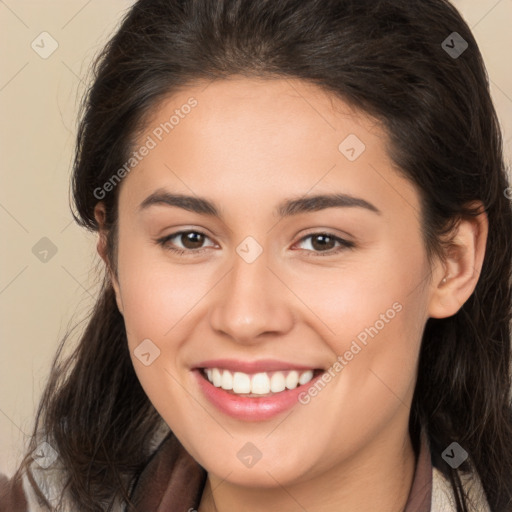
top-left (1, 0), bottom-right (511, 477)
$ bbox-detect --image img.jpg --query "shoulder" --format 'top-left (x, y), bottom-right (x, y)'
top-left (431, 466), bottom-right (491, 512)
top-left (0, 471), bottom-right (27, 512)
top-left (0, 423), bottom-right (171, 511)
top-left (1, 461), bottom-right (78, 512)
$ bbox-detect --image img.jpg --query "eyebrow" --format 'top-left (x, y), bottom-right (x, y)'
top-left (138, 189), bottom-right (381, 218)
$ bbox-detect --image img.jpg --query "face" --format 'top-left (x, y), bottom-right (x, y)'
top-left (100, 77), bottom-right (442, 487)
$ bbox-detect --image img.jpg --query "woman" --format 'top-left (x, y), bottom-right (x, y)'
top-left (1, 0), bottom-right (511, 510)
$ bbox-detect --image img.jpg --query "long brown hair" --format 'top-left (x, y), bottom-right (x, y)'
top-left (14, 1), bottom-right (512, 510)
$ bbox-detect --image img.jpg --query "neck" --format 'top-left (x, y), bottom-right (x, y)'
top-left (198, 420), bottom-right (417, 512)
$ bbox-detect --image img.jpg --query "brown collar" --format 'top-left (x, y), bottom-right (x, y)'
top-left (129, 429), bottom-right (432, 511)
top-left (128, 433), bottom-right (207, 511)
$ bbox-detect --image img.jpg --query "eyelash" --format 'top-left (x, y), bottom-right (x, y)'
top-left (156, 230), bottom-right (355, 257)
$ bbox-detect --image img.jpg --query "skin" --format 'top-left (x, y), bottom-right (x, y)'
top-left (95, 77), bottom-right (487, 512)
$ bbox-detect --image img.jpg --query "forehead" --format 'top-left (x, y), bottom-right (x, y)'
top-left (117, 77), bottom-right (421, 221)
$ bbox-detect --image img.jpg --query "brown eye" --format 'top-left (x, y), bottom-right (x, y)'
top-left (157, 230), bottom-right (216, 254)
top-left (180, 231), bottom-right (206, 249)
top-left (295, 232), bottom-right (355, 256)
top-left (310, 234), bottom-right (336, 251)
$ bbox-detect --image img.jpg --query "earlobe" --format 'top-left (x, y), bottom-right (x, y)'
top-left (93, 202), bottom-right (124, 315)
top-left (428, 204), bottom-right (488, 319)
top-left (111, 278), bottom-right (124, 316)
top-left (94, 202), bottom-right (109, 264)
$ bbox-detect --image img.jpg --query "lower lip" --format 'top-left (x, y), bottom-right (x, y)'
top-left (194, 369), bottom-right (323, 421)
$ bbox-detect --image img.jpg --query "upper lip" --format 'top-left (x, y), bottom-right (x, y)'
top-left (194, 359), bottom-right (320, 373)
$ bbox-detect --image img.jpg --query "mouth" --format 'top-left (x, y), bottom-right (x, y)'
top-left (192, 360), bottom-right (326, 421)
top-left (199, 367), bottom-right (323, 397)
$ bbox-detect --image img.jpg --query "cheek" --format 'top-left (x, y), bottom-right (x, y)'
top-left (288, 240), bottom-right (429, 345)
top-left (112, 235), bottom-right (219, 405)
top-left (290, 240), bottom-right (429, 405)
top-left (116, 239), bottom-right (215, 346)
top-left (280, 248), bottom-right (429, 464)
top-left (114, 240), bottom-right (217, 427)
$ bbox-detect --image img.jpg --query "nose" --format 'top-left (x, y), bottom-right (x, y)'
top-left (208, 246), bottom-right (295, 345)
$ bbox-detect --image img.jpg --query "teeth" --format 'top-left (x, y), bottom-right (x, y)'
top-left (251, 373), bottom-right (269, 395)
top-left (203, 368), bottom-right (316, 395)
top-left (285, 370), bottom-right (299, 390)
top-left (299, 370), bottom-right (314, 385)
top-left (233, 372), bottom-right (251, 393)
top-left (270, 372), bottom-right (286, 393)
top-left (212, 368), bottom-right (222, 387)
top-left (221, 370), bottom-right (233, 390)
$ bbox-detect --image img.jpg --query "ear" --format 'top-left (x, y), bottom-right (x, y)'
top-left (428, 202), bottom-right (488, 319)
top-left (93, 202), bottom-right (124, 315)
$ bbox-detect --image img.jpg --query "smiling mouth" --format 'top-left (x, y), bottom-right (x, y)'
top-left (199, 367), bottom-right (323, 397)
